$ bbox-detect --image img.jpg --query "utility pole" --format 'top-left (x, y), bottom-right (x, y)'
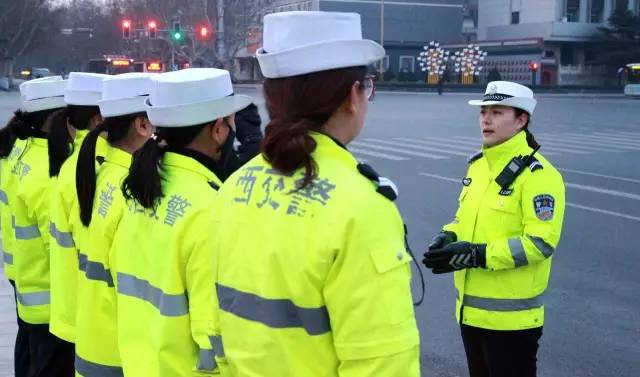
top-left (379, 0), bottom-right (385, 82)
top-left (217, 0), bottom-right (226, 66)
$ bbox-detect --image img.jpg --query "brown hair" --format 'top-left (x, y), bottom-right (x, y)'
top-left (261, 66), bottom-right (367, 188)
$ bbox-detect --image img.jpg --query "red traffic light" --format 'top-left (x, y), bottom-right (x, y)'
top-left (529, 62), bottom-right (539, 71)
top-left (122, 19), bottom-right (132, 39)
top-left (122, 19), bottom-right (131, 28)
top-left (199, 26), bottom-right (209, 39)
top-left (148, 20), bottom-right (158, 39)
top-left (148, 20), bottom-right (157, 29)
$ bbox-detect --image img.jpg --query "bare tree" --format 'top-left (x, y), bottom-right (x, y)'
top-left (0, 0), bottom-right (61, 77)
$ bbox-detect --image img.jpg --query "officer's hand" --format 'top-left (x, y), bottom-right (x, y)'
top-left (423, 241), bottom-right (486, 274)
top-left (427, 231), bottom-right (457, 251)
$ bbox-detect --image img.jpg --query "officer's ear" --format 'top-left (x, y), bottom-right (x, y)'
top-left (209, 118), bottom-right (231, 147)
top-left (133, 116), bottom-right (154, 138)
top-left (515, 111), bottom-right (529, 131)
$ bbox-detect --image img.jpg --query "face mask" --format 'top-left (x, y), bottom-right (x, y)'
top-left (219, 121), bottom-right (238, 180)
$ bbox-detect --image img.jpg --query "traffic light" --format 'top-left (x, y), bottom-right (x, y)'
top-left (148, 20), bottom-right (157, 39)
top-left (199, 26), bottom-right (210, 40)
top-left (172, 21), bottom-right (183, 41)
top-left (529, 62), bottom-right (539, 72)
top-left (122, 19), bottom-right (132, 39)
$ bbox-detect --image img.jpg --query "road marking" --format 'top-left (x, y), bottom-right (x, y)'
top-left (565, 183), bottom-right (640, 201)
top-left (349, 147), bottom-right (409, 161)
top-left (425, 136), bottom-right (481, 147)
top-left (561, 134), bottom-right (640, 147)
top-left (558, 168), bottom-right (640, 184)
top-left (452, 136), bottom-right (565, 155)
top-left (350, 141), bottom-right (450, 160)
top-left (393, 137), bottom-right (477, 153)
top-left (606, 131), bottom-right (640, 139)
top-left (539, 134), bottom-right (640, 149)
top-left (536, 135), bottom-right (639, 151)
top-left (363, 138), bottom-right (471, 157)
top-left (593, 132), bottom-right (640, 141)
top-left (419, 172), bottom-right (640, 222)
top-left (529, 139), bottom-right (616, 153)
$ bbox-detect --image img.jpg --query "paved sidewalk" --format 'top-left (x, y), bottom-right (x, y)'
top-left (0, 267), bottom-right (16, 377)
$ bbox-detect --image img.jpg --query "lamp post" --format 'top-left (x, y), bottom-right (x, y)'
top-left (379, 0), bottom-right (385, 81)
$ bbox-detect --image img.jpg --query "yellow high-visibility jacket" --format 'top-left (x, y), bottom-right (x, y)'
top-left (111, 152), bottom-right (223, 377)
top-left (443, 131), bottom-right (566, 330)
top-left (1, 139), bottom-right (26, 282)
top-left (74, 146), bottom-right (131, 377)
top-left (212, 132), bottom-right (420, 377)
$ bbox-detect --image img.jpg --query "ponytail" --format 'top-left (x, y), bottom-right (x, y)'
top-left (122, 136), bottom-right (165, 209)
top-left (76, 122), bottom-right (108, 226)
top-left (47, 109), bottom-right (73, 177)
top-left (77, 114), bottom-right (142, 226)
top-left (122, 123), bottom-right (205, 209)
top-left (262, 119), bottom-right (318, 189)
top-left (514, 108), bottom-right (540, 150)
top-left (0, 117), bottom-right (18, 158)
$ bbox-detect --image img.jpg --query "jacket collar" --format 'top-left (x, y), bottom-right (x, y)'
top-left (310, 131), bottom-right (358, 170)
top-left (104, 145), bottom-right (132, 169)
top-left (482, 131), bottom-right (530, 172)
top-left (162, 150), bottom-right (224, 188)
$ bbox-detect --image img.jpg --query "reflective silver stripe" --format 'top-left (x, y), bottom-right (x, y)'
top-left (528, 236), bottom-right (555, 258)
top-left (78, 252), bottom-right (114, 287)
top-left (116, 273), bottom-right (188, 317)
top-left (508, 238), bottom-right (528, 267)
top-left (50, 222), bottom-right (75, 248)
top-left (13, 216), bottom-right (41, 240)
top-left (216, 283), bottom-right (331, 336)
top-left (3, 251), bottom-right (13, 265)
top-left (209, 335), bottom-right (225, 357)
top-left (197, 349), bottom-right (218, 372)
top-left (75, 355), bottom-right (124, 377)
top-left (17, 291), bottom-right (50, 306)
top-left (463, 293), bottom-right (544, 312)
top-left (0, 189), bottom-right (8, 204)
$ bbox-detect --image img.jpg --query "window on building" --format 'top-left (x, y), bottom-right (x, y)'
top-left (511, 11), bottom-right (520, 24)
top-left (561, 44), bottom-right (575, 65)
top-left (399, 56), bottom-right (415, 73)
top-left (589, 0), bottom-right (604, 23)
top-left (544, 50), bottom-right (555, 58)
top-left (615, 0), bottom-right (629, 10)
top-left (565, 0), bottom-right (580, 22)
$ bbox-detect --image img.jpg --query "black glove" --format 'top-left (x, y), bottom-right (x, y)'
top-left (423, 241), bottom-right (486, 274)
top-left (427, 231), bottom-right (457, 251)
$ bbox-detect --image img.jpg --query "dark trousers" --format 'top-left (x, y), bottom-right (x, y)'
top-left (9, 280), bottom-right (75, 377)
top-left (461, 324), bottom-right (543, 377)
top-left (9, 280), bottom-right (31, 377)
top-left (26, 323), bottom-right (75, 377)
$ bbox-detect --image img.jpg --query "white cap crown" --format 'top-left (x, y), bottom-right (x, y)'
top-left (19, 76), bottom-right (67, 113)
top-left (99, 73), bottom-right (154, 118)
top-left (65, 72), bottom-right (110, 106)
top-left (468, 81), bottom-right (537, 114)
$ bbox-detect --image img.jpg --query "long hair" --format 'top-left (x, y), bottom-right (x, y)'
top-left (122, 123), bottom-right (207, 209)
top-left (1, 109), bottom-right (60, 157)
top-left (76, 113), bottom-right (144, 227)
top-left (514, 108), bottom-right (539, 150)
top-left (47, 105), bottom-right (101, 177)
top-left (261, 66), bottom-right (367, 189)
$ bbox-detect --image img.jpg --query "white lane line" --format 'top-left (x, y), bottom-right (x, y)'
top-left (452, 135), bottom-right (564, 156)
top-left (566, 203), bottom-right (640, 222)
top-left (393, 137), bottom-right (477, 153)
top-left (565, 183), bottom-right (640, 201)
top-left (536, 136), bottom-right (639, 151)
top-left (363, 138), bottom-right (470, 157)
top-left (541, 134), bottom-right (640, 149)
top-left (350, 141), bottom-right (450, 160)
top-left (349, 147), bottom-right (409, 161)
top-left (558, 168), bottom-right (640, 184)
top-left (563, 134), bottom-right (640, 147)
top-left (593, 132), bottom-right (640, 141)
top-left (419, 172), bottom-right (640, 222)
top-left (428, 136), bottom-right (481, 147)
top-left (606, 131), bottom-right (640, 139)
top-left (530, 139), bottom-right (616, 153)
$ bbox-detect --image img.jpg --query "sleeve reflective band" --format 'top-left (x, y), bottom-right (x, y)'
top-left (17, 290), bottom-right (50, 306)
top-left (78, 252), bottom-right (114, 287)
top-left (507, 238), bottom-right (528, 267)
top-left (463, 293), bottom-right (544, 312)
top-left (49, 222), bottom-right (75, 248)
top-left (528, 236), bottom-right (555, 258)
top-left (13, 219), bottom-right (41, 240)
top-left (75, 355), bottom-right (124, 377)
top-left (197, 349), bottom-right (218, 371)
top-left (116, 273), bottom-right (188, 317)
top-left (0, 190), bottom-right (8, 205)
top-left (209, 335), bottom-right (225, 357)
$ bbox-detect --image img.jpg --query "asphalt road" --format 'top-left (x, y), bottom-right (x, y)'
top-left (1, 89), bottom-right (639, 376)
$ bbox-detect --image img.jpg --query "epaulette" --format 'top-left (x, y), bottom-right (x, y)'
top-left (208, 181), bottom-right (220, 191)
top-left (357, 163), bottom-right (398, 201)
top-left (528, 156), bottom-right (544, 172)
top-left (467, 151), bottom-right (483, 164)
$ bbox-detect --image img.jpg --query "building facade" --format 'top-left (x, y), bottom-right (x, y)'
top-left (472, 0), bottom-right (639, 85)
top-left (235, 0), bottom-right (466, 80)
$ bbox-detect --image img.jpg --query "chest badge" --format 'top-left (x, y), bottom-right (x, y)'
top-left (462, 177), bottom-right (472, 187)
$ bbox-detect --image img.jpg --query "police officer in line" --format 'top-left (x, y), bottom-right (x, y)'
top-left (212, 11), bottom-right (420, 376)
top-left (5, 76), bottom-right (73, 376)
top-left (111, 68), bottom-right (253, 376)
top-left (424, 81), bottom-right (566, 377)
top-left (73, 73), bottom-right (155, 376)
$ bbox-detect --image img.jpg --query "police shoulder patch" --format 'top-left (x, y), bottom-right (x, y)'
top-left (528, 157), bottom-right (544, 172)
top-left (357, 163), bottom-right (398, 201)
top-left (533, 194), bottom-right (555, 221)
top-left (467, 151), bottom-right (483, 164)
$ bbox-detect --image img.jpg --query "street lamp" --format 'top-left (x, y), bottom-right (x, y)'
top-left (379, 0), bottom-right (385, 81)
top-left (417, 41), bottom-right (449, 84)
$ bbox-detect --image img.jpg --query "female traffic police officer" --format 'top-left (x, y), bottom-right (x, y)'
top-left (7, 76), bottom-right (74, 376)
top-left (111, 68), bottom-right (252, 376)
top-left (0, 109), bottom-right (28, 377)
top-left (211, 11), bottom-right (420, 376)
top-left (424, 81), bottom-right (566, 377)
top-left (73, 73), bottom-right (154, 376)
top-left (48, 72), bottom-right (109, 346)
